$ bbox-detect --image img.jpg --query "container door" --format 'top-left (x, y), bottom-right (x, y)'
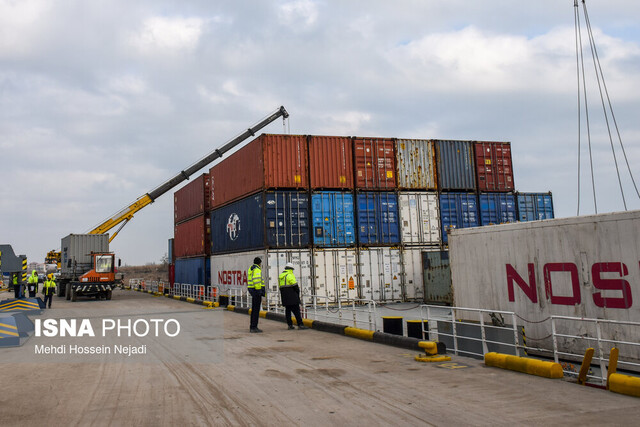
top-left (357, 193), bottom-right (378, 245)
top-left (335, 192), bottom-right (355, 246)
top-left (358, 248), bottom-right (381, 301)
top-left (312, 250), bottom-right (338, 301)
top-left (401, 247), bottom-right (433, 301)
top-left (381, 248), bottom-right (402, 301)
top-left (378, 193), bottom-right (400, 245)
top-left (423, 251), bottom-right (452, 305)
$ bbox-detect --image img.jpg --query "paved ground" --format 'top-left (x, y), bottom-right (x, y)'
top-left (1, 288), bottom-right (639, 426)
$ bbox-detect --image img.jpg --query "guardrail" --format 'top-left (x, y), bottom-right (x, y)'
top-left (227, 288), bottom-right (378, 331)
top-left (420, 305), bottom-right (522, 359)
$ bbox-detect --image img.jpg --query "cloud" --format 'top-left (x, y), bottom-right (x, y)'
top-left (128, 16), bottom-right (205, 55)
top-left (278, 0), bottom-right (319, 29)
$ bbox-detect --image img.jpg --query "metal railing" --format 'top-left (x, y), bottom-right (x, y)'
top-left (550, 316), bottom-right (640, 385)
top-left (420, 305), bottom-right (522, 359)
top-left (226, 288), bottom-right (378, 331)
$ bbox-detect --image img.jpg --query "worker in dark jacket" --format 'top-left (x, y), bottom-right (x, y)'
top-left (43, 274), bottom-right (56, 309)
top-left (278, 263), bottom-right (308, 330)
top-left (27, 270), bottom-right (38, 298)
top-left (247, 257), bottom-right (265, 333)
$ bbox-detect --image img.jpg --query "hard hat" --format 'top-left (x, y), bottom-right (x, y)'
top-left (285, 262), bottom-right (294, 269)
top-left (48, 274), bottom-right (53, 279)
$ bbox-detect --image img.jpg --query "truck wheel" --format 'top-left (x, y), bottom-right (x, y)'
top-left (66, 283), bottom-right (71, 301)
top-left (106, 290), bottom-right (112, 300)
top-left (71, 288), bottom-right (77, 302)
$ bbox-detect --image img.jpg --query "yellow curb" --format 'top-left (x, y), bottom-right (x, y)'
top-left (415, 355), bottom-right (452, 363)
top-left (344, 327), bottom-right (374, 341)
top-left (173, 295), bottom-right (180, 300)
top-left (186, 297), bottom-right (195, 303)
top-left (609, 373), bottom-right (640, 397)
top-left (259, 311), bottom-right (267, 318)
top-left (227, 305), bottom-right (235, 311)
top-left (485, 352), bottom-right (563, 379)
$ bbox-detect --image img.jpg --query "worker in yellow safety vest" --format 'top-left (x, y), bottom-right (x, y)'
top-left (43, 274), bottom-right (56, 309)
top-left (247, 257), bottom-right (264, 333)
top-left (12, 273), bottom-right (21, 299)
top-left (278, 263), bottom-right (308, 331)
top-left (27, 270), bottom-right (38, 298)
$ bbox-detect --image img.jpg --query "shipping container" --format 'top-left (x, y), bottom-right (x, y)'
top-left (474, 141), bottom-right (514, 192)
top-left (439, 193), bottom-right (479, 244)
top-left (61, 234), bottom-right (109, 275)
top-left (312, 248), bottom-right (358, 301)
top-left (516, 192), bottom-right (554, 222)
top-left (210, 134), bottom-right (308, 209)
top-left (174, 256), bottom-right (210, 287)
top-left (398, 192), bottom-right (441, 246)
top-left (422, 250), bottom-right (452, 305)
top-left (400, 247), bottom-right (441, 301)
top-left (308, 135), bottom-right (353, 189)
top-left (434, 140), bottom-right (476, 191)
top-left (448, 210), bottom-right (640, 360)
top-left (356, 192), bottom-right (400, 246)
top-left (174, 173), bottom-right (210, 224)
top-left (168, 264), bottom-right (175, 286)
top-left (174, 214), bottom-right (210, 258)
top-left (211, 191), bottom-right (309, 254)
top-left (395, 139), bottom-right (437, 190)
top-left (210, 249), bottom-right (312, 301)
top-left (357, 247), bottom-right (402, 302)
top-left (353, 137), bottom-right (397, 190)
top-left (478, 193), bottom-right (517, 226)
top-left (311, 191), bottom-right (355, 247)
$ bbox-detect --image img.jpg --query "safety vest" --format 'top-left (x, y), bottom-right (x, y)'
top-left (247, 265), bottom-right (264, 290)
top-left (44, 279), bottom-right (56, 293)
top-left (278, 270), bottom-right (297, 288)
top-left (13, 275), bottom-right (18, 285)
top-left (28, 272), bottom-right (38, 284)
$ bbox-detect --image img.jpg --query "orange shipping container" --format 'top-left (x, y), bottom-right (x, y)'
top-left (308, 135), bottom-right (353, 189)
top-left (353, 137), bottom-right (397, 190)
top-left (173, 214), bottom-right (211, 258)
top-left (174, 173), bottom-right (210, 224)
top-left (209, 134), bottom-right (308, 209)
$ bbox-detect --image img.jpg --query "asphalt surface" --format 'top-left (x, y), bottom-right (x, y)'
top-left (1, 288), bottom-right (639, 426)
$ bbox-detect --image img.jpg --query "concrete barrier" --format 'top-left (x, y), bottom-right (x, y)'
top-left (609, 373), bottom-right (640, 398)
top-left (485, 352), bottom-right (563, 379)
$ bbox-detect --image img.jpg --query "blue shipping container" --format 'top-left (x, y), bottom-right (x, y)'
top-left (516, 192), bottom-right (554, 222)
top-left (211, 191), bottom-right (310, 254)
top-left (356, 192), bottom-right (401, 245)
top-left (440, 193), bottom-right (479, 244)
top-left (174, 257), bottom-right (210, 287)
top-left (435, 140), bottom-right (477, 191)
top-left (479, 193), bottom-right (517, 226)
top-left (312, 191), bottom-right (355, 247)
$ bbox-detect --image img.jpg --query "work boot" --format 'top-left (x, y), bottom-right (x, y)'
top-left (249, 327), bottom-right (262, 333)
top-left (298, 325), bottom-right (309, 330)
top-left (288, 325), bottom-right (295, 330)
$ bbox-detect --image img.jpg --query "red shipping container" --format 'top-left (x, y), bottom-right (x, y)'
top-left (174, 173), bottom-right (210, 224)
top-left (309, 135), bottom-right (353, 189)
top-left (353, 137), bottom-right (397, 190)
top-left (209, 134), bottom-right (308, 209)
top-left (173, 214), bottom-right (211, 258)
top-left (474, 141), bottom-right (514, 192)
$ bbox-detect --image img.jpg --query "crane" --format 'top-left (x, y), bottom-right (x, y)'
top-left (53, 106), bottom-right (289, 301)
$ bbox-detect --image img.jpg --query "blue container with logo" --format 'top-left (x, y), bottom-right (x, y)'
top-left (516, 192), bottom-right (554, 222)
top-left (478, 193), bottom-right (517, 226)
top-left (356, 192), bottom-right (400, 245)
top-left (174, 257), bottom-right (210, 287)
top-left (210, 191), bottom-right (310, 254)
top-left (440, 193), bottom-right (479, 244)
top-left (311, 191), bottom-right (355, 247)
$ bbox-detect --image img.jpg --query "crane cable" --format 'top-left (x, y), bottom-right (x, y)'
top-left (575, 0), bottom-right (640, 214)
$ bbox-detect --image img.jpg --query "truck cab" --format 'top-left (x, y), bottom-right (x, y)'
top-left (65, 251), bottom-right (123, 302)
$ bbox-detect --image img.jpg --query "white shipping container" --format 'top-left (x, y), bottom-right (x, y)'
top-left (449, 210), bottom-right (640, 360)
top-left (312, 248), bottom-right (358, 301)
top-left (400, 247), bottom-right (440, 301)
top-left (211, 249), bottom-right (312, 302)
top-left (358, 247), bottom-right (403, 302)
top-left (399, 192), bottom-right (441, 246)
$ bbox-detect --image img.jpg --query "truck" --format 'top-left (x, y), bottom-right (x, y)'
top-left (54, 106), bottom-right (290, 301)
top-left (57, 234), bottom-right (121, 301)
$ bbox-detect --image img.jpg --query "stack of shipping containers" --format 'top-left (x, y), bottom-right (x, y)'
top-left (395, 139), bottom-right (440, 302)
top-left (172, 173), bottom-right (211, 288)
top-left (169, 133), bottom-right (555, 304)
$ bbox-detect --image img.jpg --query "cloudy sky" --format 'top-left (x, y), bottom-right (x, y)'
top-left (1, 0), bottom-right (640, 266)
